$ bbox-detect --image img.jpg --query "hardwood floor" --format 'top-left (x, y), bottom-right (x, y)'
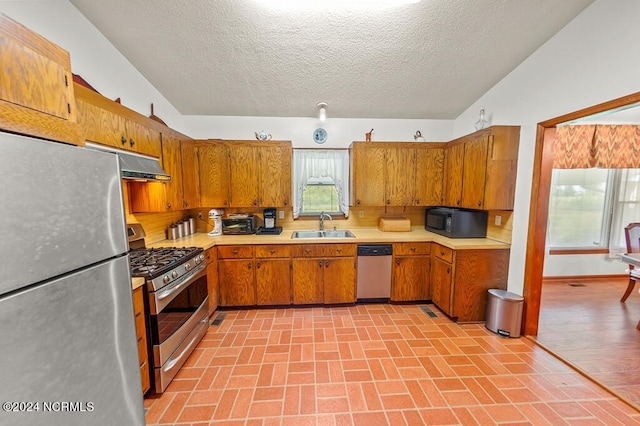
top-left (535, 276), bottom-right (640, 408)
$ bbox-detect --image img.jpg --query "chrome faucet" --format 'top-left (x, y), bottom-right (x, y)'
top-left (319, 211), bottom-right (333, 231)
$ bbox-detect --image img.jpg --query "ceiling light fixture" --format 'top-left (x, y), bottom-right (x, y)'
top-left (256, 0), bottom-right (420, 11)
top-left (317, 102), bottom-right (327, 121)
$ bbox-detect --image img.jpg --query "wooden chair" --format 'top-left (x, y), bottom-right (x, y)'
top-left (621, 222), bottom-right (640, 302)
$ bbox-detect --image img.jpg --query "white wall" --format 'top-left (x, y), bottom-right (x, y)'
top-left (184, 116), bottom-right (453, 148)
top-left (453, 0), bottom-right (640, 291)
top-left (0, 1), bottom-right (186, 133)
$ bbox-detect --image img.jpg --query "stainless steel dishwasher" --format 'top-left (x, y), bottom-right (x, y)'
top-left (357, 244), bottom-right (393, 301)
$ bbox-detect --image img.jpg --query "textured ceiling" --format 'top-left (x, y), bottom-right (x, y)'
top-left (69, 0), bottom-right (595, 119)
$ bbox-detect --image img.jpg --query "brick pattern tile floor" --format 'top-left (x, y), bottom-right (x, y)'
top-left (144, 304), bottom-right (640, 425)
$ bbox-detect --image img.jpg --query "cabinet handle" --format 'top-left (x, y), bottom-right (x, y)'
top-left (284, 199), bottom-right (288, 206)
top-left (396, 259), bottom-right (400, 265)
top-left (248, 262), bottom-right (252, 269)
top-left (386, 199), bottom-right (391, 205)
top-left (440, 250), bottom-right (444, 256)
top-left (415, 199), bottom-right (420, 204)
top-left (256, 262), bottom-right (261, 269)
top-left (232, 249), bottom-right (239, 254)
top-left (224, 200), bottom-right (228, 206)
top-left (167, 202), bottom-right (171, 210)
top-left (269, 249), bottom-right (276, 254)
top-left (456, 200), bottom-right (460, 206)
top-left (410, 247), bottom-right (416, 252)
top-left (477, 201), bottom-right (482, 207)
top-left (446, 267), bottom-right (450, 274)
top-left (336, 248), bottom-right (342, 253)
top-left (305, 249), bottom-right (312, 254)
top-left (325, 261), bottom-right (329, 268)
top-left (253, 200), bottom-right (258, 206)
top-left (357, 200), bottom-right (361, 205)
top-left (129, 138), bottom-right (135, 147)
top-left (318, 260), bottom-right (323, 267)
top-left (121, 136), bottom-right (127, 146)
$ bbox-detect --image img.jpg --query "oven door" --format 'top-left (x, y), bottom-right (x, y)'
top-left (149, 263), bottom-right (209, 367)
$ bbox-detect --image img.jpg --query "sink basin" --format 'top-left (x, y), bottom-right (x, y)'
top-left (291, 230), bottom-right (356, 239)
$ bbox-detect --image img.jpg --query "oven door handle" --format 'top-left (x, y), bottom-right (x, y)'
top-left (163, 316), bottom-right (208, 373)
top-left (157, 263), bottom-right (206, 302)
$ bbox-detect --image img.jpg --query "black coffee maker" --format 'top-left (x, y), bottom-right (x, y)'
top-left (256, 207), bottom-right (282, 235)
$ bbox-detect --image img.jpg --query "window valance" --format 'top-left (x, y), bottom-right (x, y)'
top-left (554, 124), bottom-right (640, 169)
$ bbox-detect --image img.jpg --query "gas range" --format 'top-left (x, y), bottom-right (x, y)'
top-left (129, 246), bottom-right (205, 291)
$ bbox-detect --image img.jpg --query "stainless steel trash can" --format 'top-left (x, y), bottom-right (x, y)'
top-left (485, 289), bottom-right (524, 338)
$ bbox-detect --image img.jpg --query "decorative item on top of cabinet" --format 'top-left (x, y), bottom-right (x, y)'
top-left (442, 126), bottom-right (520, 210)
top-left (391, 243), bottom-right (431, 302)
top-left (291, 244), bottom-right (356, 304)
top-left (350, 142), bottom-right (444, 207)
top-left (430, 243), bottom-right (510, 322)
top-left (0, 14), bottom-right (83, 145)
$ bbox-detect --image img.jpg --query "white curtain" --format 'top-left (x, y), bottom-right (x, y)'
top-left (292, 149), bottom-right (350, 219)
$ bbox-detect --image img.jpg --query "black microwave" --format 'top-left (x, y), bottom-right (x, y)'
top-left (425, 207), bottom-right (488, 238)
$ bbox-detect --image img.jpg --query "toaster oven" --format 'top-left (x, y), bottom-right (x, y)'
top-left (222, 215), bottom-right (257, 235)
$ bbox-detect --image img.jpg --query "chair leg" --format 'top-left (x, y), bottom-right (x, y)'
top-left (621, 278), bottom-right (636, 302)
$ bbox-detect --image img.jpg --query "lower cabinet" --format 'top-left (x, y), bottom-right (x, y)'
top-left (292, 244), bottom-right (356, 304)
top-left (217, 245), bottom-right (292, 307)
top-left (132, 286), bottom-right (150, 395)
top-left (391, 242), bottom-right (431, 301)
top-left (205, 247), bottom-right (218, 315)
top-left (430, 243), bottom-right (510, 322)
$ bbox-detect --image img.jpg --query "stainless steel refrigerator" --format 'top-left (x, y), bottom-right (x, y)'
top-left (0, 132), bottom-right (145, 425)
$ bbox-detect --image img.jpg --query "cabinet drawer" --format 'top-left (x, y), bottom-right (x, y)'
top-left (140, 361), bottom-right (150, 394)
top-left (394, 242), bottom-right (431, 256)
top-left (137, 334), bottom-right (147, 364)
top-left (292, 244), bottom-right (324, 257)
top-left (324, 244), bottom-right (356, 257)
top-left (134, 309), bottom-right (145, 339)
top-left (432, 244), bottom-right (454, 263)
top-left (256, 245), bottom-right (291, 258)
top-left (218, 245), bottom-right (254, 259)
top-left (132, 286), bottom-right (144, 316)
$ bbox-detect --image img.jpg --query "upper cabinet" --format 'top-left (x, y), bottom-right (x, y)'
top-left (74, 83), bottom-right (161, 158)
top-left (350, 142), bottom-right (445, 207)
top-left (443, 126), bottom-right (520, 210)
top-left (0, 14), bottom-right (82, 144)
top-left (197, 140), bottom-right (292, 208)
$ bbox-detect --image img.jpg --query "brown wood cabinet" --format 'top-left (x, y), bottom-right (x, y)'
top-left (0, 15), bottom-right (83, 144)
top-left (217, 245), bottom-right (292, 307)
top-left (350, 142), bottom-right (444, 207)
top-left (197, 140), bottom-right (292, 208)
top-left (132, 286), bottom-right (150, 395)
top-left (205, 247), bottom-right (218, 316)
top-left (180, 140), bottom-right (201, 209)
top-left (430, 243), bottom-right (510, 322)
top-left (74, 83), bottom-right (162, 158)
top-left (292, 244), bottom-right (356, 304)
top-left (443, 126), bottom-right (520, 210)
top-left (391, 242), bottom-right (431, 301)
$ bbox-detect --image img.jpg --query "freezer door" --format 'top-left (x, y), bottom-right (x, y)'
top-left (0, 256), bottom-right (144, 426)
top-left (0, 132), bottom-right (127, 295)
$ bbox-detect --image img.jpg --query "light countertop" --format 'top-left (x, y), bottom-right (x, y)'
top-left (132, 276), bottom-right (145, 291)
top-left (147, 227), bottom-right (510, 251)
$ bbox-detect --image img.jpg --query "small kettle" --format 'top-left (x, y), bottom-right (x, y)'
top-left (255, 131), bottom-right (272, 141)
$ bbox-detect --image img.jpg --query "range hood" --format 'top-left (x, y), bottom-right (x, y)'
top-left (85, 142), bottom-right (171, 182)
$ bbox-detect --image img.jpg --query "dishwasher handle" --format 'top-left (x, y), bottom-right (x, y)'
top-left (357, 245), bottom-right (393, 256)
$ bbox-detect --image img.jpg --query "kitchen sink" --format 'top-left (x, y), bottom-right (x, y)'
top-left (291, 230), bottom-right (356, 239)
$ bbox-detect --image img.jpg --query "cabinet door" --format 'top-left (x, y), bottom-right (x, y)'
top-left (229, 145), bottom-right (260, 207)
top-left (415, 148), bottom-right (444, 206)
top-left (391, 256), bottom-right (430, 301)
top-left (0, 19), bottom-right (73, 121)
top-left (483, 127), bottom-right (520, 210)
top-left (75, 98), bottom-right (126, 148)
top-left (430, 257), bottom-right (453, 315)
top-left (323, 257), bottom-right (356, 304)
top-left (126, 120), bottom-right (162, 158)
top-left (205, 248), bottom-right (218, 316)
top-left (180, 140), bottom-right (200, 209)
top-left (161, 134), bottom-right (184, 211)
top-left (292, 258), bottom-right (324, 304)
top-left (351, 143), bottom-right (386, 206)
top-left (132, 286), bottom-right (150, 394)
top-left (385, 147), bottom-right (415, 206)
top-left (198, 142), bottom-right (230, 208)
top-left (218, 259), bottom-right (255, 306)
top-left (260, 145), bottom-right (292, 207)
top-left (443, 143), bottom-right (464, 207)
top-left (256, 259), bottom-right (291, 305)
top-left (461, 136), bottom-right (489, 209)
